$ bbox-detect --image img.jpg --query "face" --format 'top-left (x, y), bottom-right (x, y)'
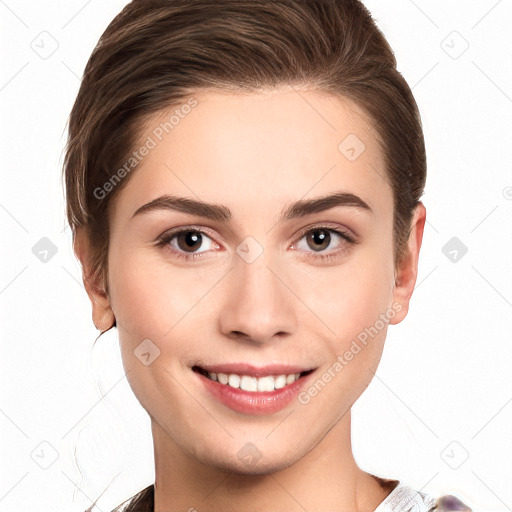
top-left (93, 87), bottom-right (419, 475)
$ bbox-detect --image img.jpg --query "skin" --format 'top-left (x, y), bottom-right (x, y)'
top-left (75, 87), bottom-right (426, 511)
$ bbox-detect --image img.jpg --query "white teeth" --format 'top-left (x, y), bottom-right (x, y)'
top-left (228, 374), bottom-right (240, 388)
top-left (203, 370), bottom-right (302, 391)
top-left (257, 376), bottom-right (274, 392)
top-left (240, 375), bottom-right (258, 392)
top-left (274, 375), bottom-right (287, 389)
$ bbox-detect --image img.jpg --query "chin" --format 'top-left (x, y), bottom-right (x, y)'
top-left (218, 458), bottom-right (295, 477)
top-left (196, 443), bottom-right (300, 477)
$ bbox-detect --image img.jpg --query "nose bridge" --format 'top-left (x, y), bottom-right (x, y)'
top-left (218, 246), bottom-right (297, 344)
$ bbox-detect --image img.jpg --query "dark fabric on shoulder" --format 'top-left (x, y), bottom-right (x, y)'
top-left (110, 485), bottom-right (154, 512)
top-left (432, 493), bottom-right (472, 511)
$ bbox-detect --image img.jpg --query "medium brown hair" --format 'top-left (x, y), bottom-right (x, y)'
top-left (63, 0), bottom-right (426, 331)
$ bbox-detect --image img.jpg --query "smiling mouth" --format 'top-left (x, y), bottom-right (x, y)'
top-left (192, 366), bottom-right (315, 393)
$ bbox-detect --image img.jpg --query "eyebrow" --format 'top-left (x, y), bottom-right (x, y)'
top-left (130, 191), bottom-right (372, 222)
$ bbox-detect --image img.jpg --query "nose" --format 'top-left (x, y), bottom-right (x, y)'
top-left (218, 251), bottom-right (298, 345)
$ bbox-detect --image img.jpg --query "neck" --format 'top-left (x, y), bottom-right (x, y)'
top-left (151, 411), bottom-right (393, 512)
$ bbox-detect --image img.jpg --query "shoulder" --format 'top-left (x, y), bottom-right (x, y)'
top-left (375, 482), bottom-right (472, 512)
top-left (109, 485), bottom-right (154, 512)
top-left (94, 481), bottom-right (473, 512)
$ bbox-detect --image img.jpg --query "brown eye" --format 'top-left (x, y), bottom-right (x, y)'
top-left (292, 226), bottom-right (355, 260)
top-left (176, 231), bottom-right (203, 252)
top-left (305, 229), bottom-right (331, 252)
top-left (157, 228), bottom-right (217, 259)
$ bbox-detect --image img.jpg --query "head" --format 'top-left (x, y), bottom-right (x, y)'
top-left (64, 0), bottom-right (426, 475)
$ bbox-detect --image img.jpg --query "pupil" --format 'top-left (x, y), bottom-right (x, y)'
top-left (178, 231), bottom-right (202, 252)
top-left (307, 229), bottom-right (330, 251)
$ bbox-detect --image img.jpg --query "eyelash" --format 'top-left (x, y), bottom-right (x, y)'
top-left (155, 224), bottom-right (356, 262)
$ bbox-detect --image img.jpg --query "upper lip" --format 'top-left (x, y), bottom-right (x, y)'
top-left (193, 363), bottom-right (315, 378)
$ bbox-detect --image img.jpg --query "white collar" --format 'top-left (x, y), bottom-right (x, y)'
top-left (374, 482), bottom-right (437, 512)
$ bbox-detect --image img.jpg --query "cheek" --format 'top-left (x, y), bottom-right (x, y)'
top-left (108, 247), bottom-right (211, 339)
top-left (296, 261), bottom-right (394, 415)
top-left (297, 248), bottom-right (395, 343)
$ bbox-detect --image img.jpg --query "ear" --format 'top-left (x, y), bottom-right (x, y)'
top-left (389, 202), bottom-right (426, 325)
top-left (73, 227), bottom-right (115, 332)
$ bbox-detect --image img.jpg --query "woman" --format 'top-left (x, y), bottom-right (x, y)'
top-left (63, 0), bottom-right (472, 510)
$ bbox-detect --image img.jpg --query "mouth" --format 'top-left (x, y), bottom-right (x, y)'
top-left (192, 365), bottom-right (315, 393)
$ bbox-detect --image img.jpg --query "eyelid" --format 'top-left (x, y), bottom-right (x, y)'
top-left (157, 224), bottom-right (219, 242)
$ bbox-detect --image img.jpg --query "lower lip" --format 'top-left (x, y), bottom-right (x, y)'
top-left (196, 372), bottom-right (313, 415)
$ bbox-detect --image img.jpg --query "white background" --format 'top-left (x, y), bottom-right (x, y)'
top-left (1, 1), bottom-right (511, 511)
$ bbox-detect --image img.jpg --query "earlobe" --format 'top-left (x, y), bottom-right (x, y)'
top-left (389, 202), bottom-right (426, 325)
top-left (73, 227), bottom-right (115, 332)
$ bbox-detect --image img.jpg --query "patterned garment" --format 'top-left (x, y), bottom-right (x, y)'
top-left (374, 483), bottom-right (472, 511)
top-left (107, 482), bottom-right (472, 511)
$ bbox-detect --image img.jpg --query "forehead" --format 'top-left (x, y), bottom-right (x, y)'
top-left (110, 87), bottom-right (391, 225)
